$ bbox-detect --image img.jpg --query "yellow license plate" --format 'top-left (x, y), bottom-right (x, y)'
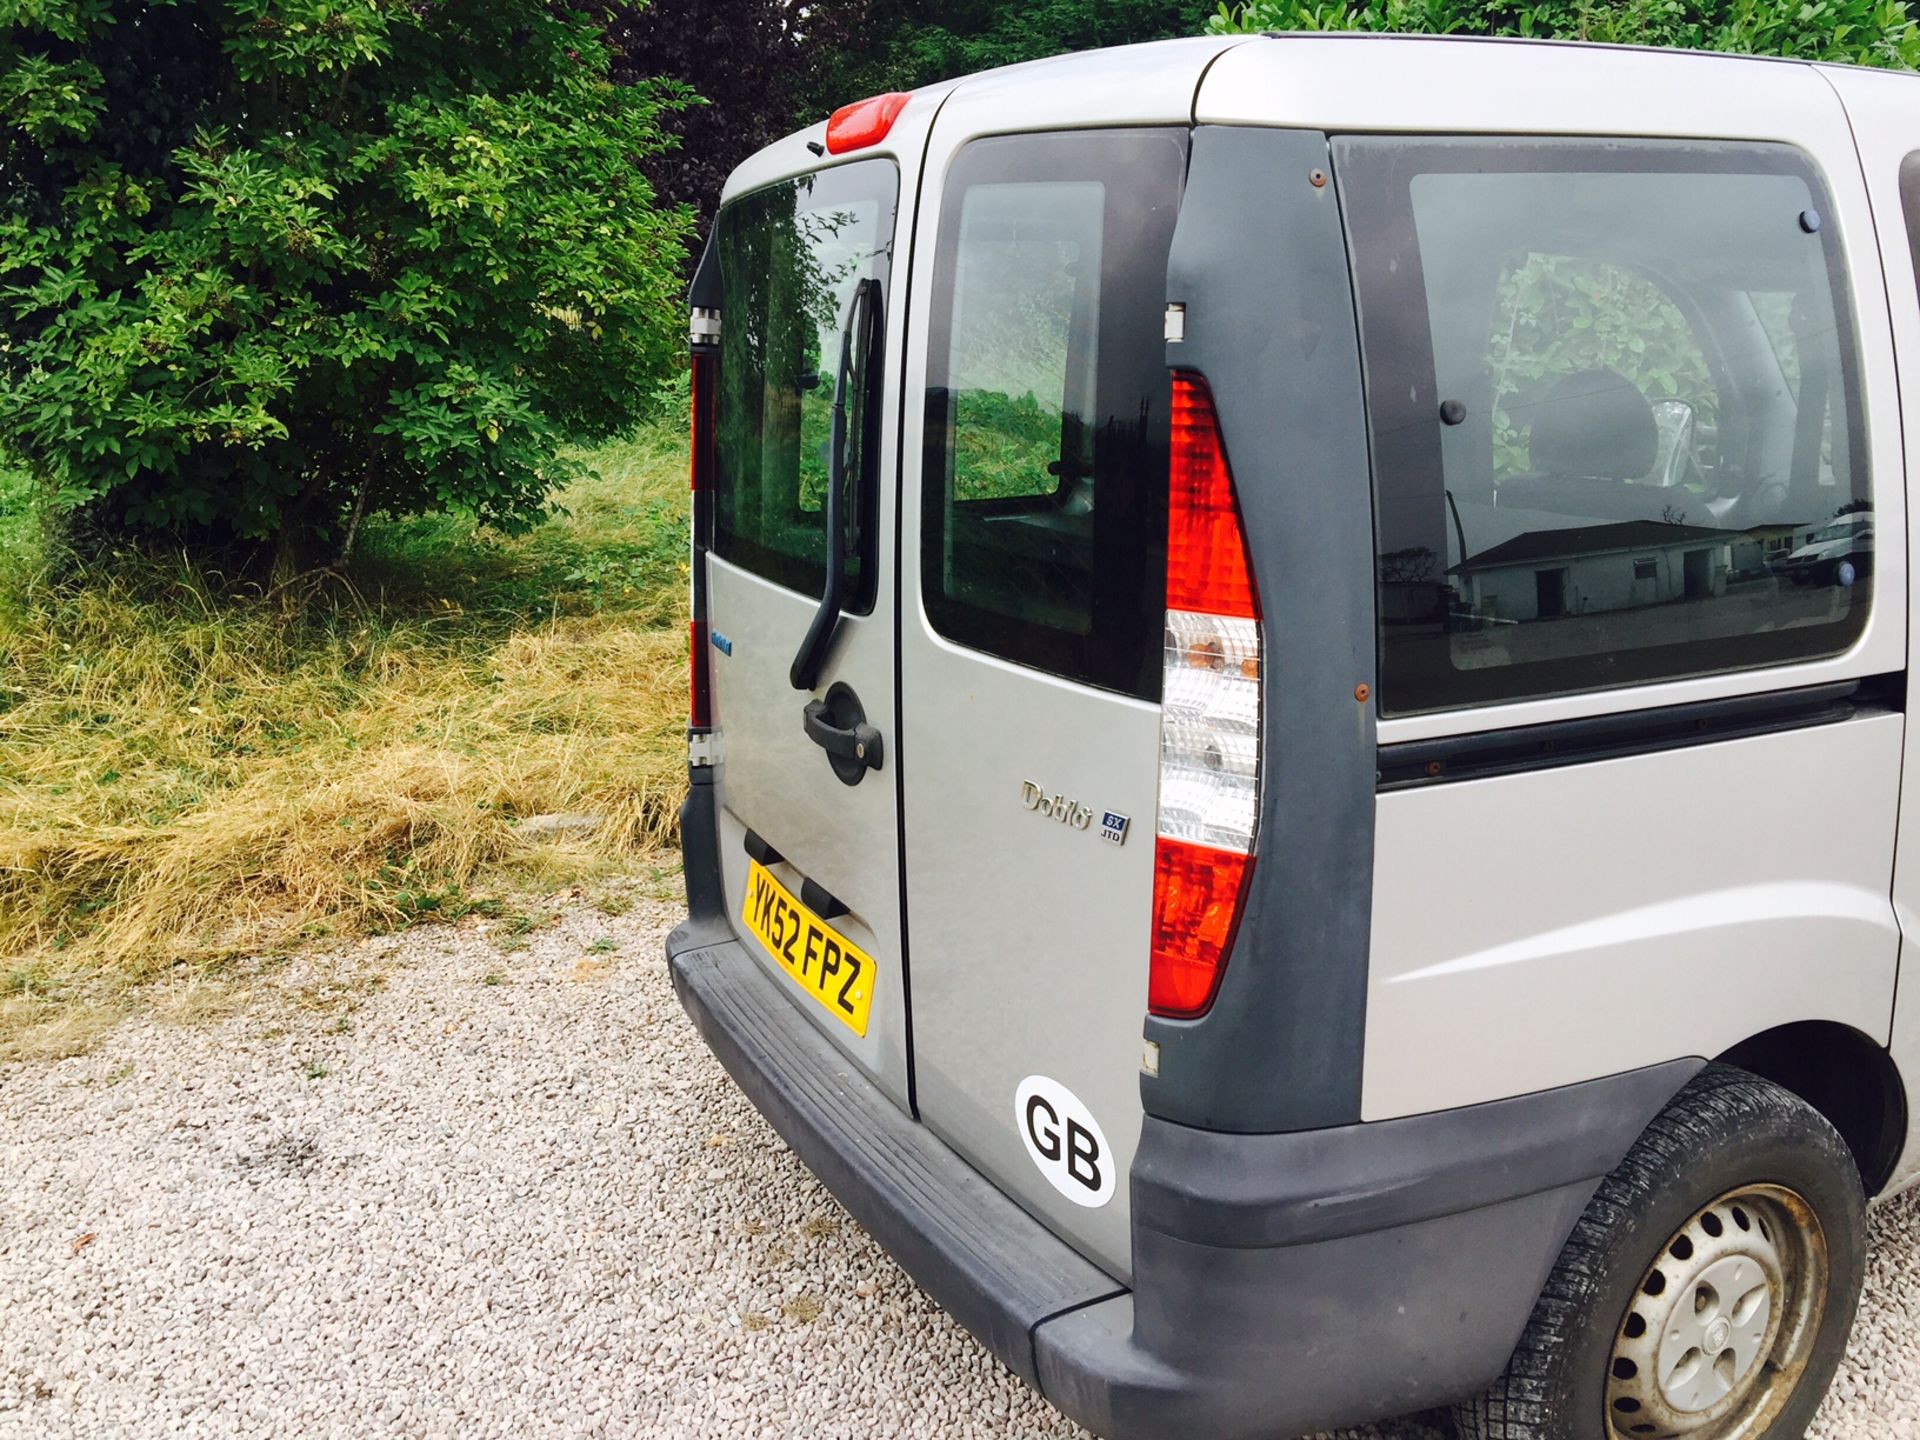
top-left (742, 858), bottom-right (875, 1037)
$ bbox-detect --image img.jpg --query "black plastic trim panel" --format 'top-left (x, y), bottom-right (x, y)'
top-left (1132, 1058), bottom-right (1703, 1249)
top-left (1141, 125), bottom-right (1379, 1135)
top-left (1035, 1058), bottom-right (1705, 1440)
top-left (679, 769), bottom-right (728, 941)
top-left (1379, 674), bottom-right (1902, 791)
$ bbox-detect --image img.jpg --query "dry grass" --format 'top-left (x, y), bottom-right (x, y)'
top-left (0, 429), bottom-right (691, 1056)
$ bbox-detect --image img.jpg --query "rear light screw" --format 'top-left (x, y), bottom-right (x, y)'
top-left (1354, 682), bottom-right (1370, 703)
top-left (1308, 168), bottom-right (1328, 189)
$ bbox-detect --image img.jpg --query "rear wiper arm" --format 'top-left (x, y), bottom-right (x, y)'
top-left (790, 277), bottom-right (878, 691)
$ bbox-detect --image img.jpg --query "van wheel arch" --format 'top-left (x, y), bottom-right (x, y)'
top-left (1715, 1020), bottom-right (1906, 1195)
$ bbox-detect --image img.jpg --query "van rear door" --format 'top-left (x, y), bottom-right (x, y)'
top-left (698, 120), bottom-right (924, 1105)
top-left (897, 60), bottom-right (1210, 1277)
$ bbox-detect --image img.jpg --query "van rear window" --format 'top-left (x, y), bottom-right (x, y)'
top-left (1338, 138), bottom-right (1870, 717)
top-left (921, 129), bottom-right (1186, 700)
top-left (711, 160), bottom-right (897, 610)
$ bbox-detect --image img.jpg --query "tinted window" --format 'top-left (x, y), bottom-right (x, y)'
top-left (1338, 139), bottom-right (1869, 716)
top-left (712, 160), bottom-right (896, 609)
top-left (922, 130), bottom-right (1186, 699)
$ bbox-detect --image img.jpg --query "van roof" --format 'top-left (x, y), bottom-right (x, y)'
top-left (723, 31), bottom-right (1920, 209)
top-left (1235, 29), bottom-right (1920, 76)
top-left (974, 30), bottom-right (1920, 90)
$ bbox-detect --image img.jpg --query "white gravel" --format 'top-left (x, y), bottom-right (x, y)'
top-left (1, 894), bottom-right (1916, 1439)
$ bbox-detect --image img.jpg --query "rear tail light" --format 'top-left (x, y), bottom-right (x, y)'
top-left (689, 340), bottom-right (717, 735)
top-left (1149, 373), bottom-right (1261, 1018)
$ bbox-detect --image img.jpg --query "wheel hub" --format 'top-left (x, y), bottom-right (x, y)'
top-left (1655, 1251), bottom-right (1774, 1413)
top-left (1605, 1186), bottom-right (1827, 1439)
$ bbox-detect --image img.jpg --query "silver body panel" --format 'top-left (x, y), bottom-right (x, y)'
top-left (1365, 716), bottom-right (1904, 1120)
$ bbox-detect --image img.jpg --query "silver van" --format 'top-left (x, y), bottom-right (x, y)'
top-left (667, 34), bottom-right (1920, 1439)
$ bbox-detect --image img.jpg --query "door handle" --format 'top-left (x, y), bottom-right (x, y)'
top-left (804, 701), bottom-right (883, 771)
top-left (802, 681), bottom-right (882, 785)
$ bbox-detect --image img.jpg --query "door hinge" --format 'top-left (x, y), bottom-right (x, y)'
top-left (689, 730), bottom-right (719, 768)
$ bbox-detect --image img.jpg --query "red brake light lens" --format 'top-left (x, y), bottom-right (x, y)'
top-left (1149, 370), bottom-right (1261, 1020)
top-left (1167, 373), bottom-right (1258, 619)
top-left (689, 351), bottom-right (715, 731)
top-left (1150, 840), bottom-right (1253, 1017)
top-left (825, 92), bottom-right (911, 155)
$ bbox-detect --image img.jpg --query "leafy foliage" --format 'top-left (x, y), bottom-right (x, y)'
top-left (0, 0), bottom-right (692, 564)
top-left (0, 449), bottom-right (44, 611)
top-left (801, 1), bottom-right (1216, 122)
top-left (1206, 0), bottom-right (1920, 66)
top-left (585, 0), bottom-right (862, 245)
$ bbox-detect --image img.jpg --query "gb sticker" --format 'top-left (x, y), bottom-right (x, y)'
top-left (1015, 1075), bottom-right (1115, 1208)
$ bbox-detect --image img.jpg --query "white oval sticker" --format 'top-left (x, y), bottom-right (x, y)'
top-left (1014, 1075), bottom-right (1115, 1208)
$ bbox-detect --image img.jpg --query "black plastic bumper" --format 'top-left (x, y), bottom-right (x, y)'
top-left (668, 775), bottom-right (1701, 1437)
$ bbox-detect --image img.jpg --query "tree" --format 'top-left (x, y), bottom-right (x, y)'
top-left (0, 0), bottom-right (692, 569)
top-left (587, 0), bottom-right (1214, 246)
top-left (588, 0), bottom-right (863, 246)
top-left (798, 1), bottom-right (1217, 127)
top-left (1206, 0), bottom-right (1920, 65)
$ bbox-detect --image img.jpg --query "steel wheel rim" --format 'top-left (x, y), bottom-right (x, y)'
top-left (1605, 1184), bottom-right (1828, 1440)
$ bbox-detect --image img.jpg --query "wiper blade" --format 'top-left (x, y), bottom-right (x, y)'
top-left (790, 277), bottom-right (879, 691)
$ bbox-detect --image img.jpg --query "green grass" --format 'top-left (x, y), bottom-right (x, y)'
top-left (0, 454), bottom-right (45, 616)
top-left (0, 427), bottom-right (692, 1058)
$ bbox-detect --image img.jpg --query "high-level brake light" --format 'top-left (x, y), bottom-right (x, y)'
top-left (1149, 373), bottom-right (1261, 1019)
top-left (825, 93), bottom-right (911, 154)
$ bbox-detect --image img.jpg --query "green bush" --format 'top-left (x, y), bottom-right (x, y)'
top-left (803, 1), bottom-right (1217, 118)
top-left (0, 0), bottom-right (693, 570)
top-left (1206, 0), bottom-right (1920, 65)
top-left (0, 451), bottom-right (44, 609)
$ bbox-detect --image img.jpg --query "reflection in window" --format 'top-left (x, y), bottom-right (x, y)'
top-left (1338, 138), bottom-right (1870, 715)
top-left (712, 161), bottom-right (896, 607)
top-left (948, 182), bottom-right (1102, 506)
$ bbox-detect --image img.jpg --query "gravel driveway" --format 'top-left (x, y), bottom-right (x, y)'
top-left (3, 894), bottom-right (1917, 1439)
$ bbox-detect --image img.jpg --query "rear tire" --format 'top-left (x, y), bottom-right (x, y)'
top-left (1454, 1063), bottom-right (1865, 1440)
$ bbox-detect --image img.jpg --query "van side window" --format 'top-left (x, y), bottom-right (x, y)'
top-left (921, 130), bottom-right (1186, 699)
top-left (1338, 138), bottom-right (1869, 717)
top-left (711, 159), bottom-right (897, 611)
